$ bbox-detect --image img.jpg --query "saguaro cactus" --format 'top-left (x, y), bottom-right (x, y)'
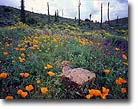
top-left (100, 3), bottom-right (103, 28)
top-left (20, 0), bottom-right (26, 23)
top-left (62, 9), bottom-right (64, 17)
top-left (47, 2), bottom-right (50, 23)
top-left (54, 11), bottom-right (58, 22)
top-left (107, 2), bottom-right (110, 23)
top-left (78, 0), bottom-right (81, 25)
top-left (116, 16), bottom-right (119, 24)
top-left (89, 14), bottom-right (92, 21)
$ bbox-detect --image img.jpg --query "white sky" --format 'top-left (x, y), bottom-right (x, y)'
top-left (0, 0), bottom-right (128, 22)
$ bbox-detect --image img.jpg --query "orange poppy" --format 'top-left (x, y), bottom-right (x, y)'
top-left (21, 53), bottom-right (26, 57)
top-left (0, 72), bottom-right (8, 79)
top-left (21, 91), bottom-right (28, 98)
top-left (115, 48), bottom-right (120, 51)
top-left (25, 85), bottom-right (34, 92)
top-left (41, 87), bottom-right (48, 94)
top-left (122, 54), bottom-right (127, 60)
top-left (47, 71), bottom-right (55, 77)
top-left (121, 88), bottom-right (127, 94)
top-left (104, 69), bottom-right (110, 74)
top-left (36, 80), bottom-right (41, 84)
top-left (17, 89), bottom-right (23, 95)
top-left (5, 96), bottom-right (13, 100)
top-left (3, 52), bottom-right (8, 56)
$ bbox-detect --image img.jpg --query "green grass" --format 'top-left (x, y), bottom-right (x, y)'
top-left (0, 22), bottom-right (128, 99)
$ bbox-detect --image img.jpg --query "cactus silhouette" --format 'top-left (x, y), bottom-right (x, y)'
top-left (20, 0), bottom-right (26, 23)
top-left (78, 0), bottom-right (81, 25)
top-left (47, 2), bottom-right (50, 23)
top-left (100, 3), bottom-right (103, 28)
top-left (108, 2), bottom-right (110, 24)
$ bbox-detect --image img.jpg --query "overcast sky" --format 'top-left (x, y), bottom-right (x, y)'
top-left (0, 0), bottom-right (128, 22)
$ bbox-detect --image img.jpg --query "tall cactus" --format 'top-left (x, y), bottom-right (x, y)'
top-left (107, 2), bottom-right (110, 23)
top-left (100, 3), bottom-right (103, 28)
top-left (89, 14), bottom-right (92, 21)
top-left (78, 0), bottom-right (81, 25)
top-left (62, 9), bottom-right (63, 17)
top-left (47, 2), bottom-right (50, 23)
top-left (54, 11), bottom-right (57, 22)
top-left (20, 0), bottom-right (26, 23)
top-left (116, 16), bottom-right (119, 24)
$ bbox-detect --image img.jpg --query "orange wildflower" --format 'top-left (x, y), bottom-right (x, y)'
top-left (104, 69), bottom-right (110, 75)
top-left (52, 38), bottom-right (57, 43)
top-left (15, 47), bottom-right (19, 51)
top-left (44, 64), bottom-right (53, 70)
top-left (0, 72), bottom-right (8, 79)
top-left (115, 77), bottom-right (127, 86)
top-left (17, 89), bottom-right (23, 95)
top-left (115, 47), bottom-right (120, 51)
top-left (5, 96), bottom-right (13, 100)
top-left (41, 87), bottom-right (48, 94)
top-left (47, 71), bottom-right (55, 77)
top-left (93, 90), bottom-right (102, 96)
top-left (3, 52), bottom-right (8, 56)
top-left (115, 79), bottom-right (122, 86)
top-left (85, 94), bottom-right (92, 99)
top-left (36, 80), bottom-right (41, 84)
top-left (20, 48), bottom-right (26, 51)
top-left (121, 88), bottom-right (127, 94)
top-left (88, 89), bottom-right (95, 95)
top-left (123, 62), bottom-right (128, 66)
top-left (21, 91), bottom-right (28, 98)
top-left (19, 73), bottom-right (30, 78)
top-left (24, 73), bottom-right (30, 78)
top-left (101, 87), bottom-right (110, 99)
top-left (19, 57), bottom-right (25, 63)
top-left (21, 53), bottom-right (26, 57)
top-left (122, 54), bottom-right (127, 60)
top-left (25, 85), bottom-right (34, 92)
top-left (118, 77), bottom-right (127, 84)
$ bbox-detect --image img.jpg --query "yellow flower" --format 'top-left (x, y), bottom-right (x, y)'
top-left (5, 96), bottom-right (13, 100)
top-left (41, 87), bottom-right (48, 94)
top-left (121, 88), bottom-right (127, 94)
top-left (104, 69), bottom-right (110, 75)
top-left (47, 71), bottom-right (55, 77)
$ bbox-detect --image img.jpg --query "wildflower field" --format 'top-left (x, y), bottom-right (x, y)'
top-left (0, 21), bottom-right (128, 100)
